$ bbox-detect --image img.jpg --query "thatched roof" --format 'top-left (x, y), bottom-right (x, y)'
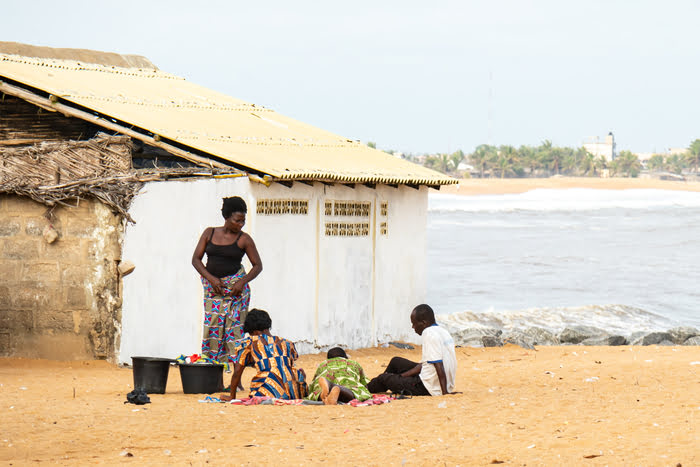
top-left (0, 132), bottom-right (239, 222)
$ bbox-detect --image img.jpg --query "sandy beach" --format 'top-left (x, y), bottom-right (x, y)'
top-left (438, 176), bottom-right (700, 196)
top-left (2, 345), bottom-right (699, 465)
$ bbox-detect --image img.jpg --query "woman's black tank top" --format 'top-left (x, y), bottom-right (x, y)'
top-left (204, 229), bottom-right (245, 278)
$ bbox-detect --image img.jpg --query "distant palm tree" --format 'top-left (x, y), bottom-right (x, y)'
top-left (667, 154), bottom-right (686, 174)
top-left (579, 151), bottom-right (595, 176)
top-left (497, 145), bottom-right (517, 178)
top-left (686, 139), bottom-right (700, 173)
top-left (469, 145), bottom-right (497, 178)
top-left (612, 151), bottom-right (641, 177)
top-left (647, 154), bottom-right (665, 172)
top-left (593, 156), bottom-right (607, 176)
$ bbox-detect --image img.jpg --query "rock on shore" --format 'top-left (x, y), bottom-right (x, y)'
top-left (439, 323), bottom-right (700, 349)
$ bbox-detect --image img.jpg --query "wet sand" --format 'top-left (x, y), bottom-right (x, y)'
top-left (438, 176), bottom-right (700, 196)
top-left (2, 345), bottom-right (699, 465)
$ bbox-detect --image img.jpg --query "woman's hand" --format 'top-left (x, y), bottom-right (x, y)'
top-left (229, 280), bottom-right (245, 297)
top-left (209, 277), bottom-right (224, 295)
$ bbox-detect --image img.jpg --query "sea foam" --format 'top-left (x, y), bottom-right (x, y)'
top-left (429, 189), bottom-right (700, 213)
top-left (437, 304), bottom-right (678, 336)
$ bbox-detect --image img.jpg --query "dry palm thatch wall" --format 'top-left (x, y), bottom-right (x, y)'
top-left (0, 132), bottom-right (143, 220)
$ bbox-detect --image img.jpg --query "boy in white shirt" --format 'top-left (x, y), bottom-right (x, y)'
top-left (367, 304), bottom-right (456, 396)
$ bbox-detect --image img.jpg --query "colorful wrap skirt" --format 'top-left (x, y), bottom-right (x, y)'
top-left (200, 268), bottom-right (251, 364)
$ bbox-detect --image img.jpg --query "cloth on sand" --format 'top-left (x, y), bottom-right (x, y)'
top-left (200, 267), bottom-right (250, 363)
top-left (307, 357), bottom-right (371, 401)
top-left (198, 395), bottom-right (393, 406)
top-left (231, 334), bottom-right (307, 400)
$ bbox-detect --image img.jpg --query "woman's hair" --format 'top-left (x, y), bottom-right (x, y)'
top-left (221, 196), bottom-right (247, 219)
top-left (243, 308), bottom-right (272, 334)
top-left (327, 347), bottom-right (347, 359)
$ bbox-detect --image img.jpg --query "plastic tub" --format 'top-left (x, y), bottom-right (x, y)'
top-left (178, 363), bottom-right (224, 394)
top-left (131, 356), bottom-right (174, 394)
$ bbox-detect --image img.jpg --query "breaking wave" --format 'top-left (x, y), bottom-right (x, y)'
top-left (436, 304), bottom-right (679, 336)
top-left (429, 189), bottom-right (700, 213)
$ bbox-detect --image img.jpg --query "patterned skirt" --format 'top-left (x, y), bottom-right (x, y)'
top-left (200, 268), bottom-right (251, 364)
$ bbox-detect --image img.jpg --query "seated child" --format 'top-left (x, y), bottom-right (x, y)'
top-left (307, 347), bottom-right (371, 405)
top-left (221, 309), bottom-right (307, 401)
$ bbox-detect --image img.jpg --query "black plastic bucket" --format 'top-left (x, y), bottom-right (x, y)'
top-left (131, 357), bottom-right (174, 394)
top-left (178, 363), bottom-right (224, 394)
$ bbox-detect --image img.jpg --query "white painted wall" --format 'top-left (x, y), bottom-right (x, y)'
top-left (118, 177), bottom-right (428, 363)
top-left (119, 176), bottom-right (253, 363)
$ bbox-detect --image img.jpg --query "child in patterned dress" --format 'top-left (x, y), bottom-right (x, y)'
top-left (307, 347), bottom-right (371, 405)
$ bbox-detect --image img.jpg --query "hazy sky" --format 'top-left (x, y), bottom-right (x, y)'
top-left (4, 1), bottom-right (699, 154)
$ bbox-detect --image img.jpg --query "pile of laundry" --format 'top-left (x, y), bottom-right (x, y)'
top-left (175, 354), bottom-right (231, 372)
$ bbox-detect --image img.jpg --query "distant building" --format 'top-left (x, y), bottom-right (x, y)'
top-left (634, 152), bottom-right (655, 165)
top-left (667, 147), bottom-right (689, 156)
top-left (583, 132), bottom-right (616, 161)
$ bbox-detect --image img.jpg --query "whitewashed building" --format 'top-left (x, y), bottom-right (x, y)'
top-left (583, 132), bottom-right (616, 161)
top-left (0, 42), bottom-right (455, 362)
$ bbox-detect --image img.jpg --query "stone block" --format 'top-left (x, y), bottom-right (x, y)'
top-left (24, 218), bottom-right (46, 236)
top-left (34, 309), bottom-right (76, 332)
top-left (2, 196), bottom-right (47, 215)
top-left (0, 219), bottom-right (21, 237)
top-left (65, 286), bottom-right (87, 308)
top-left (22, 262), bottom-right (60, 283)
top-left (2, 238), bottom-right (40, 260)
top-left (61, 266), bottom-right (88, 286)
top-left (0, 260), bottom-right (21, 283)
top-left (40, 238), bottom-right (83, 261)
top-left (0, 331), bottom-right (11, 355)
top-left (86, 236), bottom-right (122, 261)
top-left (0, 287), bottom-right (11, 308)
top-left (13, 285), bottom-right (52, 309)
top-left (65, 217), bottom-right (98, 238)
top-left (0, 309), bottom-right (34, 332)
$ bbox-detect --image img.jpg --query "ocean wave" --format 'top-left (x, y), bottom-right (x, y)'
top-left (429, 189), bottom-right (700, 213)
top-left (436, 304), bottom-right (678, 336)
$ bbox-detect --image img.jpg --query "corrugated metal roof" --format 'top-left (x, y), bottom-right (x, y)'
top-left (0, 52), bottom-right (456, 186)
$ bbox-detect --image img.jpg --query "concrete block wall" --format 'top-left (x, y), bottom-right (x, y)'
top-left (0, 195), bottom-right (124, 360)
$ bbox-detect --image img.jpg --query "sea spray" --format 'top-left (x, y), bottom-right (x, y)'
top-left (436, 304), bottom-right (677, 336)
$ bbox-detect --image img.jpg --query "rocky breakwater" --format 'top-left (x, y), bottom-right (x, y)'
top-left (437, 322), bottom-right (700, 350)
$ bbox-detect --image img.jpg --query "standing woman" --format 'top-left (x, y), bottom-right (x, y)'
top-left (192, 196), bottom-right (262, 363)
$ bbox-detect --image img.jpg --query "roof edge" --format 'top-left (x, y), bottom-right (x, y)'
top-left (0, 41), bottom-right (157, 70)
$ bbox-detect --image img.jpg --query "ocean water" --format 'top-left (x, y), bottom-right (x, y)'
top-left (426, 188), bottom-right (700, 335)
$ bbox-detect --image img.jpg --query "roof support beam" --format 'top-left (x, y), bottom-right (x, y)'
top-left (0, 80), bottom-right (232, 170)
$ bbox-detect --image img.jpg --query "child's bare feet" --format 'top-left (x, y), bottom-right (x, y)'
top-left (319, 377), bottom-right (330, 402)
top-left (324, 386), bottom-right (340, 405)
